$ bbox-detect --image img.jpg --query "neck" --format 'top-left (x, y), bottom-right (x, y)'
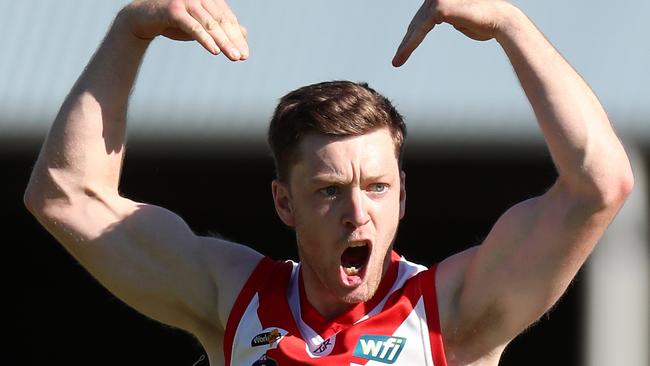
top-left (310, 291), bottom-right (353, 321)
top-left (300, 266), bottom-right (354, 320)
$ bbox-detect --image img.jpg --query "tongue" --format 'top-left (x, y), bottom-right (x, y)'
top-left (341, 245), bottom-right (368, 268)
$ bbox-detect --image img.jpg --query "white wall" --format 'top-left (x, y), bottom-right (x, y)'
top-left (0, 0), bottom-right (648, 144)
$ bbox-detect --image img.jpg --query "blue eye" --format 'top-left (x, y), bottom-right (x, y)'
top-left (371, 183), bottom-right (388, 193)
top-left (320, 186), bottom-right (339, 197)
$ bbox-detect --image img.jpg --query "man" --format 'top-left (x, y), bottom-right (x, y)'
top-left (24, 0), bottom-right (633, 365)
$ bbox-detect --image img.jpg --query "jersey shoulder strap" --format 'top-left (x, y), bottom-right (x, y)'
top-left (419, 263), bottom-right (447, 366)
top-left (224, 257), bottom-right (294, 364)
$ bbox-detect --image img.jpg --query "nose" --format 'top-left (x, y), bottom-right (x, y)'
top-left (342, 187), bottom-right (370, 228)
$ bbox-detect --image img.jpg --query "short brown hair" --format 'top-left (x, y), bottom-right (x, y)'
top-left (268, 81), bottom-right (406, 182)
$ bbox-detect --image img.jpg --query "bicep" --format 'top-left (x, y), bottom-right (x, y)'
top-left (37, 191), bottom-right (262, 336)
top-left (439, 181), bottom-right (613, 351)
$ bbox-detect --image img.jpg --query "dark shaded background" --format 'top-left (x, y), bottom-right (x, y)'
top-left (6, 140), bottom-right (591, 365)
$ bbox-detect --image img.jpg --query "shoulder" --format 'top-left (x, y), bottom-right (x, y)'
top-left (434, 246), bottom-right (509, 364)
top-left (192, 236), bottom-right (266, 333)
top-left (435, 247), bottom-right (478, 328)
top-left (206, 243), bottom-right (298, 332)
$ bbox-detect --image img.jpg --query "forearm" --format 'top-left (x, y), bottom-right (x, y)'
top-left (26, 12), bottom-right (150, 207)
top-left (496, 6), bottom-right (633, 204)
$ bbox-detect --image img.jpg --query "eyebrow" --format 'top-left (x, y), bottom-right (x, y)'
top-left (310, 174), bottom-right (348, 186)
top-left (310, 173), bottom-right (392, 186)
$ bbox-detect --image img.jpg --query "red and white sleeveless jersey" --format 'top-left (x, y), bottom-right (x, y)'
top-left (224, 251), bottom-right (448, 366)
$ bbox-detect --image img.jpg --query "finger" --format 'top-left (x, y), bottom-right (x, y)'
top-left (237, 25), bottom-right (249, 59)
top-left (208, 23), bottom-right (242, 61)
top-left (220, 20), bottom-right (249, 60)
top-left (171, 7), bottom-right (220, 55)
top-left (392, 4), bottom-right (437, 67)
top-left (187, 3), bottom-right (242, 60)
top-left (202, 0), bottom-right (249, 60)
top-left (392, 25), bottom-right (433, 67)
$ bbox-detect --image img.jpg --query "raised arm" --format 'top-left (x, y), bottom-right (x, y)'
top-left (393, 1), bottom-right (634, 364)
top-left (23, 0), bottom-right (260, 346)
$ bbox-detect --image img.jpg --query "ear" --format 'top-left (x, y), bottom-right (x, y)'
top-left (272, 179), bottom-right (295, 227)
top-left (399, 170), bottom-right (406, 220)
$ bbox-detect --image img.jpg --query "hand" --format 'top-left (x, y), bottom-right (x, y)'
top-left (392, 0), bottom-right (512, 67)
top-left (119, 0), bottom-right (248, 61)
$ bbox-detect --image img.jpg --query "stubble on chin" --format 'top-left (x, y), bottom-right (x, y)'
top-left (341, 273), bottom-right (381, 304)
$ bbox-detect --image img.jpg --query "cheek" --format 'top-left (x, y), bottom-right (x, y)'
top-left (372, 192), bottom-right (401, 219)
top-left (370, 195), bottom-right (401, 238)
top-left (293, 200), bottom-right (334, 241)
top-left (296, 195), bottom-right (338, 224)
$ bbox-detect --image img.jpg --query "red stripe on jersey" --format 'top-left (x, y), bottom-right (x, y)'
top-left (257, 260), bottom-right (304, 356)
top-left (223, 256), bottom-right (274, 366)
top-left (421, 264), bottom-right (449, 366)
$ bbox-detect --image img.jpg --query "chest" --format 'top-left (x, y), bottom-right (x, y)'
top-left (232, 293), bottom-right (435, 365)
top-left (225, 258), bottom-right (446, 366)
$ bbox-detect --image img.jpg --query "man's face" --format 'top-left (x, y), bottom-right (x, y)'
top-left (272, 127), bottom-right (405, 311)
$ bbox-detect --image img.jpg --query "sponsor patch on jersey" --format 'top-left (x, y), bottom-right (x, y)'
top-left (313, 338), bottom-right (333, 354)
top-left (307, 334), bottom-right (336, 357)
top-left (251, 328), bottom-right (286, 348)
top-left (251, 354), bottom-right (277, 366)
top-left (353, 335), bottom-right (407, 364)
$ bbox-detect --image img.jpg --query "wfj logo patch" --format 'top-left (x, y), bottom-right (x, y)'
top-left (353, 335), bottom-right (407, 364)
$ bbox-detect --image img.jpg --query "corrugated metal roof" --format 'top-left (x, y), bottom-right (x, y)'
top-left (1, 0), bottom-right (648, 144)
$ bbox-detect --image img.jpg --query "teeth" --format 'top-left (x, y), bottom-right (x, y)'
top-left (349, 241), bottom-right (366, 247)
top-left (343, 266), bottom-right (359, 276)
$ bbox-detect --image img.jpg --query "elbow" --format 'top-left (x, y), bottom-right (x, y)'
top-left (587, 164), bottom-right (635, 211)
top-left (23, 176), bottom-right (75, 219)
top-left (24, 167), bottom-right (50, 215)
top-left (24, 165), bottom-right (88, 217)
top-left (561, 161), bottom-right (635, 212)
top-left (23, 183), bottom-right (42, 216)
top-left (23, 185), bottom-right (52, 219)
top-left (603, 155), bottom-right (635, 208)
top-left (23, 190), bottom-right (34, 213)
top-left (23, 171), bottom-right (57, 216)
top-left (611, 165), bottom-right (635, 205)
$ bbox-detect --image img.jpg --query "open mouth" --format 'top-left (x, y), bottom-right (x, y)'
top-left (340, 241), bottom-right (370, 277)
